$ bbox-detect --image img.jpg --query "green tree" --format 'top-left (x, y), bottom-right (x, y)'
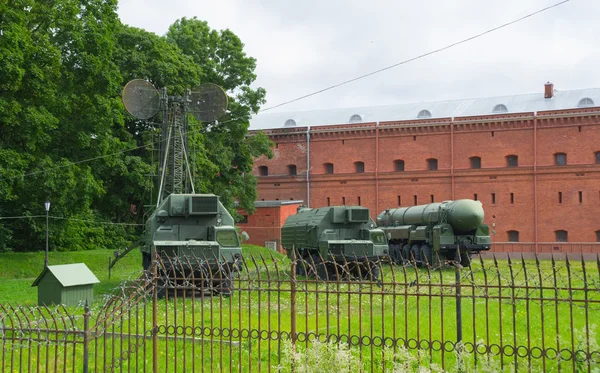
top-left (0, 4), bottom-right (271, 252)
top-left (0, 0), bottom-right (141, 251)
top-left (165, 17), bottom-right (272, 214)
top-left (115, 18), bottom-right (273, 215)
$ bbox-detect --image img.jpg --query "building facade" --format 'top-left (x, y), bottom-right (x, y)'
top-left (237, 200), bottom-right (303, 252)
top-left (249, 84), bottom-right (600, 253)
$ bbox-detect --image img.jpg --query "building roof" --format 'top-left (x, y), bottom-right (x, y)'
top-left (32, 263), bottom-right (100, 287)
top-left (236, 200), bottom-right (304, 208)
top-left (249, 87), bottom-right (600, 130)
top-left (254, 200), bottom-right (304, 208)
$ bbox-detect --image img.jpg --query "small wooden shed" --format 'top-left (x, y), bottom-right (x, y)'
top-left (32, 263), bottom-right (100, 306)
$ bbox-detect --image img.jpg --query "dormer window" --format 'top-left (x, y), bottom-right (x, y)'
top-left (284, 119), bottom-right (297, 127)
top-left (417, 110), bottom-right (432, 119)
top-left (492, 104), bottom-right (508, 113)
top-left (349, 114), bottom-right (362, 123)
top-left (578, 98), bottom-right (595, 108)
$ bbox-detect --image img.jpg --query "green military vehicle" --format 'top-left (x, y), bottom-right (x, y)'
top-left (376, 199), bottom-right (491, 267)
top-left (142, 193), bottom-right (242, 294)
top-left (281, 205), bottom-right (388, 281)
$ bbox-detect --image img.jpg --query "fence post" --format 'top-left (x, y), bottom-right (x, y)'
top-left (290, 248), bottom-right (297, 372)
top-left (83, 300), bottom-right (89, 373)
top-left (152, 255), bottom-right (158, 373)
top-left (455, 256), bottom-right (463, 360)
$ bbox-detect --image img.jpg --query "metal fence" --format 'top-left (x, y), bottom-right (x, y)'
top-left (1, 253), bottom-right (599, 372)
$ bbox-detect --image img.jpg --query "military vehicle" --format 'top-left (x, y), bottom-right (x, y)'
top-left (109, 79), bottom-right (241, 295)
top-left (376, 199), bottom-right (491, 267)
top-left (281, 205), bottom-right (388, 281)
top-left (141, 193), bottom-right (242, 293)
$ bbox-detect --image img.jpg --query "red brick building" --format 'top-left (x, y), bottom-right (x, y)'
top-left (237, 200), bottom-right (303, 252)
top-left (249, 84), bottom-right (600, 253)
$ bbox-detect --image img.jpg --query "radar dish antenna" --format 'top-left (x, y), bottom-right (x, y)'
top-left (121, 79), bottom-right (229, 207)
top-left (122, 79), bottom-right (161, 120)
top-left (188, 83), bottom-right (228, 122)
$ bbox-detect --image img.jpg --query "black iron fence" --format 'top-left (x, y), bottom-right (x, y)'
top-left (1, 253), bottom-right (599, 372)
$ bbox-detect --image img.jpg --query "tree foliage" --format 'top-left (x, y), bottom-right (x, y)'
top-left (0, 4), bottom-right (272, 252)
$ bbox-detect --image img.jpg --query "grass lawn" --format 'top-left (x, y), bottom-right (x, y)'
top-left (0, 248), bottom-right (598, 372)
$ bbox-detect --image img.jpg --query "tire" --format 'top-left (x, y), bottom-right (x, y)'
top-left (411, 244), bottom-right (422, 265)
top-left (421, 244), bottom-right (433, 267)
top-left (402, 245), bottom-right (411, 265)
top-left (295, 255), bottom-right (307, 276)
top-left (459, 251), bottom-right (472, 268)
top-left (309, 254), bottom-right (323, 279)
top-left (389, 244), bottom-right (402, 264)
top-left (142, 252), bottom-right (151, 271)
top-left (213, 277), bottom-right (234, 297)
top-left (365, 262), bottom-right (380, 282)
top-left (316, 261), bottom-right (335, 281)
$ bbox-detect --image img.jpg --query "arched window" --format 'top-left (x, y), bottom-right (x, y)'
top-left (288, 164), bottom-right (297, 176)
top-left (507, 230), bottom-right (519, 242)
top-left (595, 151), bottom-right (600, 164)
top-left (324, 163), bottom-right (334, 174)
top-left (555, 153), bottom-right (567, 166)
top-left (394, 159), bottom-right (405, 172)
top-left (354, 161), bottom-right (365, 173)
top-left (596, 230), bottom-right (600, 242)
top-left (258, 166), bottom-right (268, 176)
top-left (349, 114), bottom-right (362, 123)
top-left (506, 155), bottom-right (518, 167)
top-left (417, 109), bottom-right (432, 119)
top-left (578, 98), bottom-right (595, 108)
top-left (492, 104), bottom-right (508, 113)
top-left (284, 119), bottom-right (297, 127)
top-left (427, 158), bottom-right (438, 171)
top-left (470, 156), bottom-right (481, 169)
top-left (555, 230), bottom-right (568, 242)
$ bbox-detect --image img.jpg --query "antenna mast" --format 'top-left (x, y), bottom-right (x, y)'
top-left (122, 80), bottom-right (228, 206)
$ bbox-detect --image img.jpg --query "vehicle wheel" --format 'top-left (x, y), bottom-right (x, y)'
top-left (459, 251), bottom-right (472, 268)
top-left (421, 244), bottom-right (433, 267)
top-left (142, 252), bottom-right (151, 271)
top-left (402, 245), bottom-right (411, 265)
top-left (309, 254), bottom-right (323, 279)
top-left (316, 261), bottom-right (335, 281)
top-left (411, 244), bottom-right (422, 265)
top-left (213, 277), bottom-right (234, 297)
top-left (364, 261), bottom-right (380, 282)
top-left (390, 244), bottom-right (402, 264)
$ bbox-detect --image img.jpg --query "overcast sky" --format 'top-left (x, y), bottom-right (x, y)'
top-left (117, 0), bottom-right (600, 114)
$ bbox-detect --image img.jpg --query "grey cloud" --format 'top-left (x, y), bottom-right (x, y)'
top-left (117, 0), bottom-right (600, 114)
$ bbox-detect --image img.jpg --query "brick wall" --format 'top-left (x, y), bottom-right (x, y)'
top-left (251, 109), bottom-right (600, 253)
top-left (237, 202), bottom-right (303, 252)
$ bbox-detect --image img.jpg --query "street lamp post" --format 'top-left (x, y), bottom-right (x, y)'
top-left (44, 200), bottom-right (50, 268)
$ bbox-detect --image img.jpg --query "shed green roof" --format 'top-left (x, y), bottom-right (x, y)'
top-left (32, 263), bottom-right (100, 287)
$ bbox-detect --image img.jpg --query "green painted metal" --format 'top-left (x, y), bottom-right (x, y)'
top-left (376, 199), bottom-right (491, 264)
top-left (32, 263), bottom-right (99, 306)
top-left (281, 205), bottom-right (388, 261)
top-left (141, 193), bottom-right (242, 268)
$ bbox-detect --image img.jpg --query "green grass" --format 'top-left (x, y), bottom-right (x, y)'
top-left (0, 248), bottom-right (598, 372)
top-left (0, 249), bottom-right (143, 305)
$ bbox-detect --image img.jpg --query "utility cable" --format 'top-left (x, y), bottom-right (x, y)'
top-left (259, 0), bottom-right (571, 112)
top-left (2, 1), bottom-right (571, 181)
top-left (0, 214), bottom-right (143, 226)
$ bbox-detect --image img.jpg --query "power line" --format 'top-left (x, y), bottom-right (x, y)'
top-left (8, 114), bottom-right (248, 182)
top-left (6, 1), bottom-right (569, 181)
top-left (259, 0), bottom-right (571, 113)
top-left (0, 214), bottom-right (143, 226)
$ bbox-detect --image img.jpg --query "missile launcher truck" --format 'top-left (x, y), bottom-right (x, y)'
top-left (376, 199), bottom-right (491, 267)
top-left (281, 205), bottom-right (388, 281)
top-left (142, 193), bottom-right (242, 294)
